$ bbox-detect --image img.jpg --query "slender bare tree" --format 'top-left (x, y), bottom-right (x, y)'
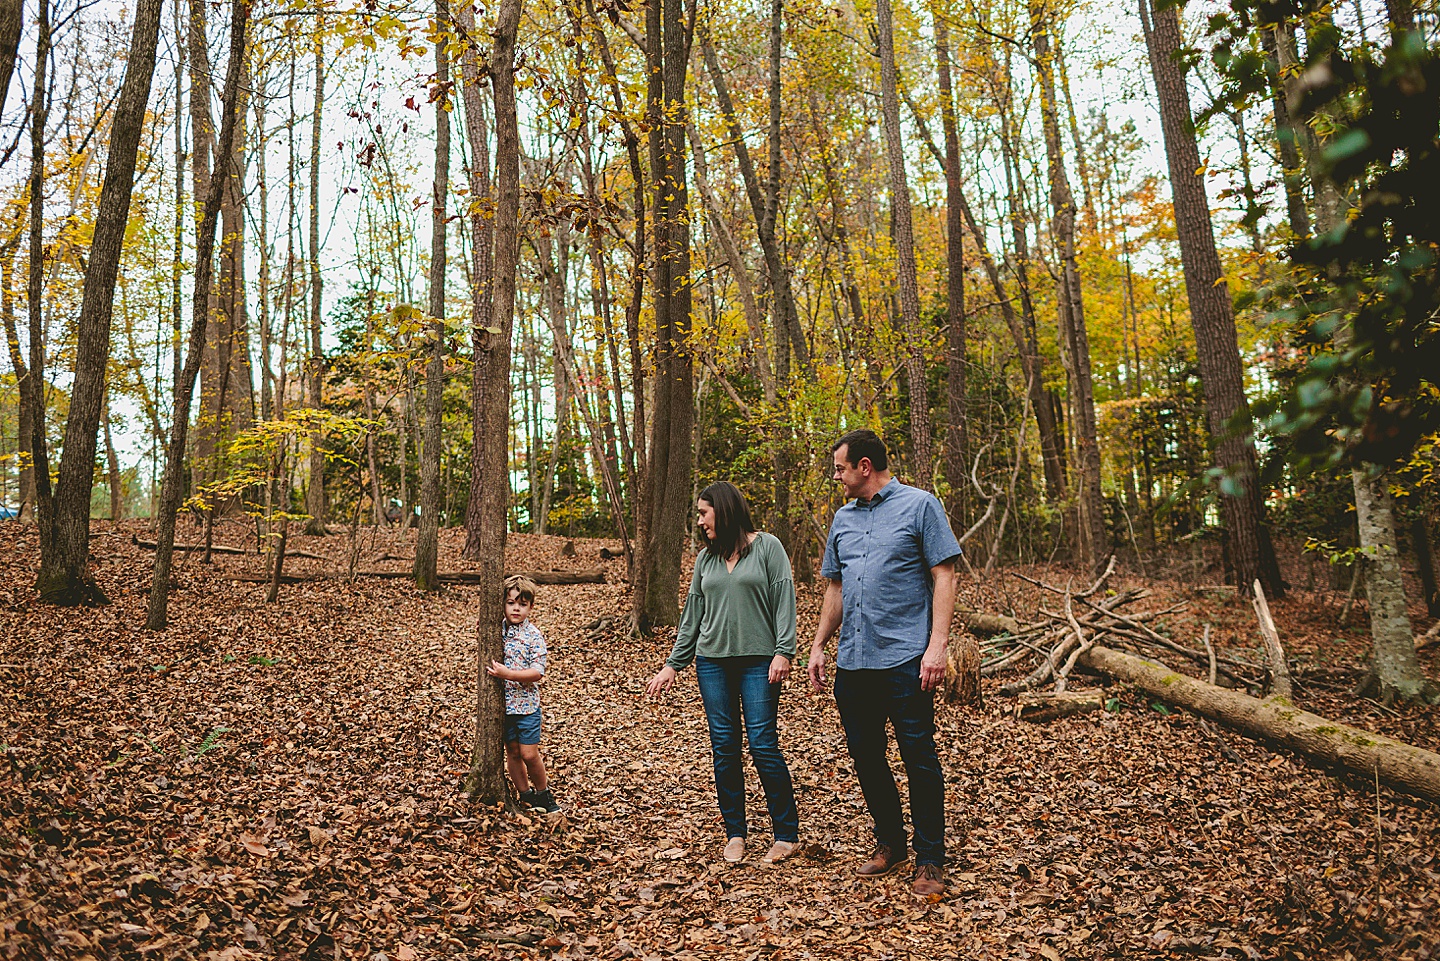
top-left (415, 0), bottom-right (450, 590)
top-left (146, 0), bottom-right (250, 630)
top-left (38, 0), bottom-right (165, 604)
top-left (875, 0), bottom-right (932, 487)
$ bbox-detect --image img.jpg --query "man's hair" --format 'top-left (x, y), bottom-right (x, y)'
top-left (832, 428), bottom-right (889, 472)
top-left (698, 481), bottom-right (757, 561)
top-left (503, 574), bottom-right (538, 606)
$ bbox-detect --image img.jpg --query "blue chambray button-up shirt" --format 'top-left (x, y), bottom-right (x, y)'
top-left (821, 478), bottom-right (963, 671)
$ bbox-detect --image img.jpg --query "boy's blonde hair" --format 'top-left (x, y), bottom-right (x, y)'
top-left (504, 574), bottom-right (539, 606)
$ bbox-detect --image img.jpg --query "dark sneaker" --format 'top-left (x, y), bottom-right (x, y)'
top-left (530, 788), bottom-right (561, 814)
top-left (516, 789), bottom-right (538, 810)
top-left (913, 863), bottom-right (945, 898)
top-left (856, 844), bottom-right (908, 878)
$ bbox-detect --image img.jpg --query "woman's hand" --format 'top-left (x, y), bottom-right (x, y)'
top-left (485, 660), bottom-right (512, 681)
top-left (645, 665), bottom-right (678, 697)
top-left (768, 654), bottom-right (792, 685)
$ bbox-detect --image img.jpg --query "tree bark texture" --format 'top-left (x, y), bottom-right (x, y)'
top-left (1352, 470), bottom-right (1433, 703)
top-left (0, 0), bottom-right (21, 117)
top-left (636, 0), bottom-right (694, 633)
top-left (146, 0), bottom-right (249, 630)
top-left (415, 6), bottom-right (450, 592)
top-left (1081, 645), bottom-right (1440, 804)
top-left (1, 249), bottom-right (35, 518)
top-left (992, 46), bottom-right (1068, 506)
top-left (458, 0), bottom-right (495, 563)
top-left (38, 0), bottom-right (164, 605)
top-left (875, 0), bottom-right (931, 489)
top-left (1031, 0), bottom-right (1105, 572)
top-left (25, 0), bottom-right (54, 555)
top-left (196, 48), bottom-right (254, 491)
top-left (463, 0), bottom-right (524, 806)
top-left (304, 28), bottom-right (327, 534)
top-left (935, 17), bottom-right (967, 528)
top-left (1141, 0), bottom-right (1284, 598)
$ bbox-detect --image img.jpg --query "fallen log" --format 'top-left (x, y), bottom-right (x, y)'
top-left (1081, 644), bottom-right (1440, 804)
top-left (960, 612), bottom-right (1022, 638)
top-left (1015, 691), bottom-right (1105, 723)
top-left (224, 568), bottom-right (606, 586)
top-left (132, 535), bottom-right (326, 562)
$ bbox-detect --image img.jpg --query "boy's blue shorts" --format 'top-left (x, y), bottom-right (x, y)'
top-left (504, 709), bottom-right (542, 745)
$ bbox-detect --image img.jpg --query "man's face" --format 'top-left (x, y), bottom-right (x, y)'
top-left (831, 445), bottom-right (867, 499)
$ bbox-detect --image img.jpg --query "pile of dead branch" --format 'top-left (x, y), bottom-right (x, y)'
top-left (973, 559), bottom-right (1266, 699)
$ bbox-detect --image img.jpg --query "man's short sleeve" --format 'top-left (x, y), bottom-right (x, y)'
top-left (821, 520), bottom-right (843, 581)
top-left (920, 494), bottom-right (962, 569)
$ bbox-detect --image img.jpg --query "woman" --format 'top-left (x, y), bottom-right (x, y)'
top-left (645, 481), bottom-right (800, 863)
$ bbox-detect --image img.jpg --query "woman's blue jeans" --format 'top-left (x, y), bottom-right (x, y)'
top-left (694, 655), bottom-right (799, 842)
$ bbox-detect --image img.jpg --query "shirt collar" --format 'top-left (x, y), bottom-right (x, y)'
top-left (857, 477), bottom-right (900, 508)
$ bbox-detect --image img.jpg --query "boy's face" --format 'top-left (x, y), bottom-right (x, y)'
top-left (504, 589), bottom-right (533, 625)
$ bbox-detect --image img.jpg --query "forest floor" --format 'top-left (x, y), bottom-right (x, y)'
top-left (3, 520), bottom-right (1439, 960)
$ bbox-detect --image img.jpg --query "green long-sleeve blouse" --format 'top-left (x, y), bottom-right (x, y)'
top-left (664, 531), bottom-right (798, 670)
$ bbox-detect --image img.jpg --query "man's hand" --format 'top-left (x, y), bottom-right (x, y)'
top-left (806, 640), bottom-right (827, 692)
top-left (768, 654), bottom-right (792, 685)
top-left (485, 660), bottom-right (512, 681)
top-left (919, 641), bottom-right (947, 692)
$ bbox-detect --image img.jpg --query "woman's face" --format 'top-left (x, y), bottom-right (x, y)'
top-left (696, 499), bottom-right (717, 543)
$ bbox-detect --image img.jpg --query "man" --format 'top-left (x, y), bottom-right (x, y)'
top-left (807, 428), bottom-right (960, 898)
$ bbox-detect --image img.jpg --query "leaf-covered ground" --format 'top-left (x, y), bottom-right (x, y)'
top-left (3, 521), bottom-right (1438, 960)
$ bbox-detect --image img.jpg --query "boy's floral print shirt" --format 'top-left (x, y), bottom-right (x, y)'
top-left (501, 620), bottom-right (547, 715)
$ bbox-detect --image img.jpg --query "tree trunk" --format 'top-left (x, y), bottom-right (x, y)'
top-left (1411, 517), bottom-right (1439, 618)
top-left (146, 0), bottom-right (249, 630)
top-left (1385, 0), bottom-right (1415, 31)
top-left (1, 249), bottom-right (34, 520)
top-left (458, 0), bottom-right (495, 563)
top-left (935, 18), bottom-right (967, 529)
top-left (196, 47), bottom-right (254, 490)
top-left (104, 393), bottom-right (122, 521)
top-left (171, 0), bottom-right (187, 410)
top-left (1031, 0), bottom-right (1106, 573)
top-left (38, 0), bottom-right (164, 604)
top-left (634, 0), bottom-right (693, 634)
top-left (875, 0), bottom-right (931, 489)
top-left (0, 0), bottom-right (21, 124)
top-left (1352, 471), bottom-right (1435, 703)
top-left (991, 45), bottom-right (1068, 506)
top-left (462, 0), bottom-right (524, 805)
top-left (535, 233), bottom-right (631, 559)
top-left (414, 4), bottom-right (449, 592)
top-left (1141, 0), bottom-right (1284, 598)
top-left (304, 27), bottom-right (327, 535)
top-left (254, 86), bottom-right (274, 425)
top-left (25, 0), bottom-right (54, 556)
top-left (698, 11), bottom-right (804, 567)
top-left (1260, 27), bottom-right (1312, 239)
top-left (1082, 644), bottom-right (1440, 804)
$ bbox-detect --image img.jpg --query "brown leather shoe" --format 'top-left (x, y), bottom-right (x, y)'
top-left (912, 863), bottom-right (945, 898)
top-left (855, 844), bottom-right (908, 878)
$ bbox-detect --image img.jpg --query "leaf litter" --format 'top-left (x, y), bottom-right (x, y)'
top-left (2, 521), bottom-right (1438, 959)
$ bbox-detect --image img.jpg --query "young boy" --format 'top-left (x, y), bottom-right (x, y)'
top-left (484, 575), bottom-right (560, 814)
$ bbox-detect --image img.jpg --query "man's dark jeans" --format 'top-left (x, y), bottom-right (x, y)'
top-left (695, 655), bottom-right (799, 843)
top-left (834, 653), bottom-right (945, 866)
